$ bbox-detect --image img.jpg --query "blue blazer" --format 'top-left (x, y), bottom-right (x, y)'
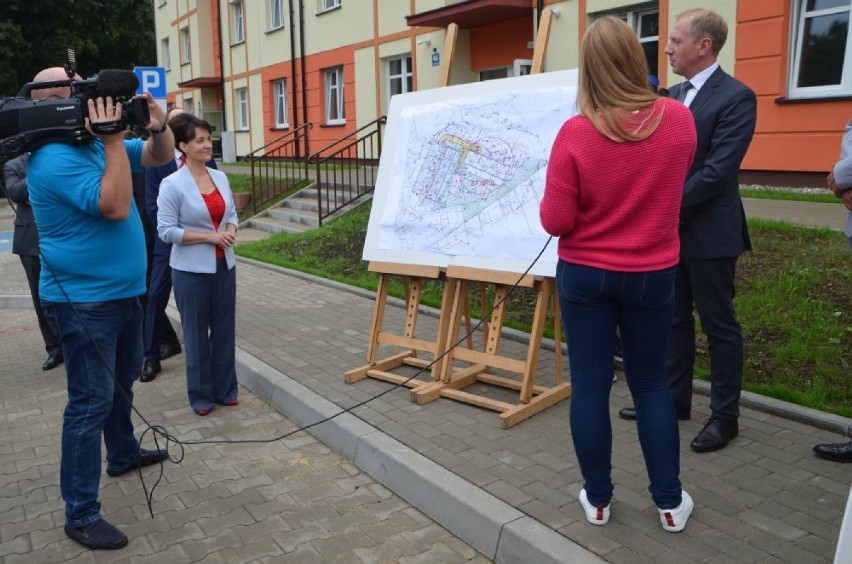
top-left (145, 157), bottom-right (217, 257)
top-left (157, 166), bottom-right (239, 273)
top-left (671, 67), bottom-right (757, 259)
top-left (833, 119), bottom-right (852, 238)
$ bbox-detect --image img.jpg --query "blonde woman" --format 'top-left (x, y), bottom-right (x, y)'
top-left (540, 16), bottom-right (697, 531)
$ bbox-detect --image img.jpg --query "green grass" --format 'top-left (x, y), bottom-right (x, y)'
top-left (235, 200), bottom-right (852, 419)
top-left (740, 186), bottom-right (840, 204)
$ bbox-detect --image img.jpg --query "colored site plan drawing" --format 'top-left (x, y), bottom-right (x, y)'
top-left (364, 71), bottom-right (578, 276)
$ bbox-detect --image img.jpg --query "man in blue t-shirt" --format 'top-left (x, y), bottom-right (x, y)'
top-left (26, 67), bottom-right (175, 550)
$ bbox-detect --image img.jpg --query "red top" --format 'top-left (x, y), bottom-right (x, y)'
top-left (202, 189), bottom-right (226, 259)
top-left (540, 98), bottom-right (697, 272)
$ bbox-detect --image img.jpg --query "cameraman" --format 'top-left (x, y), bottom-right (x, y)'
top-left (26, 67), bottom-right (175, 550)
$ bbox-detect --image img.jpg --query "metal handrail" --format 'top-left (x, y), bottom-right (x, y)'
top-left (245, 123), bottom-right (312, 215)
top-left (309, 116), bottom-right (386, 226)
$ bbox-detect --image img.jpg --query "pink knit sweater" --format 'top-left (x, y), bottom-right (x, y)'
top-left (540, 98), bottom-right (697, 272)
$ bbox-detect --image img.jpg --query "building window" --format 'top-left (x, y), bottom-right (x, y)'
top-left (321, 0), bottom-right (341, 12)
top-left (791, 0), bottom-right (852, 97)
top-left (180, 27), bottom-right (191, 64)
top-left (387, 56), bottom-right (413, 102)
top-left (237, 88), bottom-right (249, 130)
top-left (273, 79), bottom-right (288, 128)
top-left (183, 97), bottom-right (194, 115)
top-left (269, 0), bottom-right (285, 30)
top-left (232, 1), bottom-right (245, 44)
top-left (324, 67), bottom-right (345, 124)
top-left (618, 9), bottom-right (659, 78)
top-left (161, 38), bottom-right (171, 71)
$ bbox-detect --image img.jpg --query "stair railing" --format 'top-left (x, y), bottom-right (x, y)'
top-left (245, 123), bottom-right (312, 215)
top-left (307, 116), bottom-right (386, 226)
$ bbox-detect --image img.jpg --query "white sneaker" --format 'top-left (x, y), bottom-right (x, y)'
top-left (579, 488), bottom-right (610, 525)
top-left (658, 490), bottom-right (694, 532)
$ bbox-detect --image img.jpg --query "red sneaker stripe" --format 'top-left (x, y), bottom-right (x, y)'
top-left (665, 512), bottom-right (675, 527)
top-left (596, 507), bottom-right (604, 521)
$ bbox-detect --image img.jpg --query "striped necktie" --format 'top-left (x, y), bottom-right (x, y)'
top-left (676, 81), bottom-right (693, 103)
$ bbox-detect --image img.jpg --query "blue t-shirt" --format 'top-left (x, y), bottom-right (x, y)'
top-left (27, 139), bottom-right (147, 302)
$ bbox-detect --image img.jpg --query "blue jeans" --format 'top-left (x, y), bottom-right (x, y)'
top-left (45, 298), bottom-right (143, 528)
top-left (556, 260), bottom-right (682, 509)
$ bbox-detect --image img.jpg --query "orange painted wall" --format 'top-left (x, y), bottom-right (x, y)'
top-left (470, 17), bottom-right (534, 71)
top-left (736, 1), bottom-right (852, 173)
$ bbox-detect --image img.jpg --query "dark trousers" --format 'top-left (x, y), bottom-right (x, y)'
top-left (172, 260), bottom-right (238, 412)
top-left (144, 253), bottom-right (180, 360)
top-left (19, 254), bottom-right (61, 355)
top-left (667, 257), bottom-right (743, 420)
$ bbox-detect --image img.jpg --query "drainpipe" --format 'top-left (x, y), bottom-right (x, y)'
top-left (288, 0), bottom-right (300, 157)
top-left (299, 0), bottom-right (308, 142)
top-left (216, 0), bottom-right (228, 131)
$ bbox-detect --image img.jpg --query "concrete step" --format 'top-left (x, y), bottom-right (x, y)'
top-left (235, 226), bottom-right (275, 244)
top-left (267, 206), bottom-right (319, 228)
top-left (280, 196), bottom-right (319, 213)
top-left (247, 215), bottom-right (312, 235)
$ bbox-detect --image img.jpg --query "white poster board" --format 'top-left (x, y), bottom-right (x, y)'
top-left (363, 70), bottom-right (579, 277)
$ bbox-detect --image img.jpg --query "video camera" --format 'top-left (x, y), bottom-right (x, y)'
top-left (0, 52), bottom-right (150, 158)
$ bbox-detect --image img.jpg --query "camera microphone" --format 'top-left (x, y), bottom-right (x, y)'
top-left (95, 70), bottom-right (140, 98)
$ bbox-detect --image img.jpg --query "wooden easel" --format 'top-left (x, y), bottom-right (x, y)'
top-left (412, 266), bottom-right (570, 428)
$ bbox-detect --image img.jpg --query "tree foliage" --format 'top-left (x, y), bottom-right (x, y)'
top-left (0, 0), bottom-right (155, 96)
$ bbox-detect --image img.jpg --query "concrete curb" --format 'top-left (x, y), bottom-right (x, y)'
top-left (234, 346), bottom-right (605, 563)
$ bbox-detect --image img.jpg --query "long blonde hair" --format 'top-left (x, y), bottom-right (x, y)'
top-left (577, 16), bottom-right (664, 142)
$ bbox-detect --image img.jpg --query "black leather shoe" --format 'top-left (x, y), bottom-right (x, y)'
top-left (813, 441), bottom-right (852, 463)
top-left (43, 352), bottom-right (63, 371)
top-left (140, 360), bottom-right (161, 382)
top-left (160, 341), bottom-right (182, 360)
top-left (64, 518), bottom-right (128, 549)
top-left (106, 448), bottom-right (169, 477)
top-left (691, 416), bottom-right (738, 452)
top-left (618, 406), bottom-right (690, 421)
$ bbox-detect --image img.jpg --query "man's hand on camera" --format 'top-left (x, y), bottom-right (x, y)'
top-left (143, 92), bottom-right (168, 134)
top-left (85, 96), bottom-right (125, 141)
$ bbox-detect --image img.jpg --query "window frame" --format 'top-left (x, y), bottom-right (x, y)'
top-left (180, 27), bottom-right (191, 65)
top-left (183, 97), bottom-right (194, 115)
top-left (273, 79), bottom-right (289, 128)
top-left (236, 88), bottom-right (250, 131)
top-left (386, 55), bottom-right (413, 104)
top-left (232, 0), bottom-right (245, 45)
top-left (323, 67), bottom-right (345, 125)
top-left (269, 0), bottom-right (285, 31)
top-left (161, 37), bottom-right (171, 71)
top-left (321, 0), bottom-right (341, 13)
top-left (789, 0), bottom-right (852, 98)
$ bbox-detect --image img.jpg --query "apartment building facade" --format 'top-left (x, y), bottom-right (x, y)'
top-left (154, 0), bottom-right (852, 185)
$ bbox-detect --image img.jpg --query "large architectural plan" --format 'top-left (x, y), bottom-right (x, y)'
top-left (363, 70), bottom-right (578, 277)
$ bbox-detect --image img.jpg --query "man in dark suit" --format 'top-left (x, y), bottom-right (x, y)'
top-left (619, 8), bottom-right (757, 453)
top-left (4, 153), bottom-right (63, 370)
top-left (141, 109), bottom-right (217, 382)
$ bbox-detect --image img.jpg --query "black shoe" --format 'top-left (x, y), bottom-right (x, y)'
top-left (160, 342), bottom-right (182, 361)
top-left (140, 360), bottom-right (161, 382)
top-left (43, 352), bottom-right (63, 371)
top-left (64, 518), bottom-right (128, 550)
top-left (618, 406), bottom-right (690, 421)
top-left (813, 441), bottom-right (852, 462)
top-left (106, 448), bottom-right (169, 477)
top-left (691, 416), bottom-right (738, 452)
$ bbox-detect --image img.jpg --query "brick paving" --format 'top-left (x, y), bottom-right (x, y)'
top-left (1, 199), bottom-right (850, 562)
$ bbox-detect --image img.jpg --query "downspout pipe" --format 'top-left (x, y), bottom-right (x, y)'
top-left (288, 0), bottom-right (300, 157)
top-left (216, 0), bottom-right (228, 131)
top-left (299, 0), bottom-right (308, 139)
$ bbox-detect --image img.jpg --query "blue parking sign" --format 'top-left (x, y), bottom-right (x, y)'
top-left (134, 67), bottom-right (166, 98)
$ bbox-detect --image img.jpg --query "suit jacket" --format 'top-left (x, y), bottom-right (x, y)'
top-left (670, 67), bottom-right (757, 259)
top-left (146, 156), bottom-right (217, 256)
top-left (157, 165), bottom-right (238, 273)
top-left (832, 119), bottom-right (852, 237)
top-left (3, 153), bottom-right (39, 256)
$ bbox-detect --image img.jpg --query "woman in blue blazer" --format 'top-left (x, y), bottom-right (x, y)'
top-left (157, 113), bottom-right (239, 415)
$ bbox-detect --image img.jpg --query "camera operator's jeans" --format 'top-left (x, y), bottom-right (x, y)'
top-left (556, 261), bottom-right (682, 510)
top-left (44, 298), bottom-right (143, 528)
